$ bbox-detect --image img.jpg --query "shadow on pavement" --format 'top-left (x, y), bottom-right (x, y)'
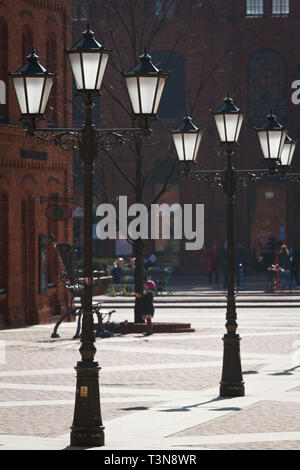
top-left (158, 396), bottom-right (238, 413)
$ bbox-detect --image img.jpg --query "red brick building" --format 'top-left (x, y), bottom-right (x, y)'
top-left (0, 0), bottom-right (72, 327)
top-left (70, 0), bottom-right (300, 277)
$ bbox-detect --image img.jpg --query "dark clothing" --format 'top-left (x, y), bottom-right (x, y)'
top-left (220, 246), bottom-right (228, 289)
top-left (278, 252), bottom-right (291, 270)
top-left (278, 251), bottom-right (291, 290)
top-left (290, 249), bottom-right (300, 286)
top-left (141, 290), bottom-right (155, 316)
top-left (112, 266), bottom-right (122, 284)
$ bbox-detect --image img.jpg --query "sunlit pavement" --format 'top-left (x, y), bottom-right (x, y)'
top-left (0, 305), bottom-right (299, 450)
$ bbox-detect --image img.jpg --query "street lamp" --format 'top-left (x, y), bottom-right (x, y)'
top-left (171, 114), bottom-right (203, 165)
top-left (11, 27), bottom-right (168, 447)
top-left (255, 112), bottom-right (287, 165)
top-left (213, 95), bottom-right (244, 148)
top-left (66, 25), bottom-right (111, 93)
top-left (280, 135), bottom-right (297, 167)
top-left (123, 49), bottom-right (169, 121)
top-left (10, 49), bottom-right (55, 119)
top-left (173, 97), bottom-right (299, 398)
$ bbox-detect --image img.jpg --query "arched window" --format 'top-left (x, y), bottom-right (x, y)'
top-left (0, 18), bottom-right (8, 122)
top-left (247, 49), bottom-right (287, 123)
top-left (22, 24), bottom-right (33, 61)
top-left (151, 50), bottom-right (186, 120)
top-left (46, 34), bottom-right (57, 125)
top-left (155, 1), bottom-right (163, 18)
top-left (155, 1), bottom-right (175, 19)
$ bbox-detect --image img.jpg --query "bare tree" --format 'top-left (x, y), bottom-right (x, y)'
top-left (71, 0), bottom-right (218, 322)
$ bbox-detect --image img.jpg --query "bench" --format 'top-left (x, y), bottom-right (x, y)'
top-left (50, 234), bottom-right (116, 339)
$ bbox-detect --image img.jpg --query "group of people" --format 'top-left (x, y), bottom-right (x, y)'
top-left (204, 240), bottom-right (300, 291)
top-left (111, 257), bottom-right (135, 284)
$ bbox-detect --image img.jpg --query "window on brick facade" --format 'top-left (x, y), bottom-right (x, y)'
top-left (151, 50), bottom-right (185, 120)
top-left (272, 0), bottom-right (289, 15)
top-left (247, 49), bottom-right (287, 123)
top-left (246, 0), bottom-right (264, 15)
top-left (72, 1), bottom-right (88, 21)
top-left (22, 25), bottom-right (33, 62)
top-left (155, 1), bottom-right (175, 19)
top-left (0, 18), bottom-right (8, 123)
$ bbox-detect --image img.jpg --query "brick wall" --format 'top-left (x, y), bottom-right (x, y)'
top-left (0, 0), bottom-right (73, 326)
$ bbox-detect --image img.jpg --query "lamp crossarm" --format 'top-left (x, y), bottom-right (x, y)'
top-left (184, 167), bottom-right (300, 189)
top-left (25, 125), bottom-right (150, 153)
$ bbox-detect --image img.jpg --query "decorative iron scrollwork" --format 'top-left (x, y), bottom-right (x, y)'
top-left (27, 128), bottom-right (81, 152)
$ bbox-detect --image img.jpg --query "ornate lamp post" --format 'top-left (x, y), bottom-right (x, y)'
top-left (11, 26), bottom-right (169, 447)
top-left (172, 97), bottom-right (299, 397)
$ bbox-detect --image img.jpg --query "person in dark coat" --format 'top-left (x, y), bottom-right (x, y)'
top-left (205, 244), bottom-right (220, 287)
top-left (278, 245), bottom-right (291, 290)
top-left (112, 258), bottom-right (124, 284)
top-left (220, 241), bottom-right (228, 289)
top-left (289, 247), bottom-right (300, 289)
top-left (135, 280), bottom-right (155, 336)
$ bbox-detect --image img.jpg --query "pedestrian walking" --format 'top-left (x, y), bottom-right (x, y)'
top-left (135, 280), bottom-right (156, 336)
top-left (205, 244), bottom-right (220, 287)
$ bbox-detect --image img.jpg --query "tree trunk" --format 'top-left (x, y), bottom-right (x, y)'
top-left (134, 138), bottom-right (145, 323)
top-left (134, 238), bottom-right (145, 323)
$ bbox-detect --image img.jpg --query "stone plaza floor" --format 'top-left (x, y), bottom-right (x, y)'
top-left (0, 305), bottom-right (299, 450)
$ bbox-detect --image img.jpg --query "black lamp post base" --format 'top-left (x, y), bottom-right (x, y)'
top-left (70, 426), bottom-right (105, 447)
top-left (70, 360), bottom-right (105, 447)
top-left (219, 381), bottom-right (245, 397)
top-left (219, 334), bottom-right (245, 397)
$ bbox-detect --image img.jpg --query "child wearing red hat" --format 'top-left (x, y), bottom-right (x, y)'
top-left (135, 280), bottom-right (156, 336)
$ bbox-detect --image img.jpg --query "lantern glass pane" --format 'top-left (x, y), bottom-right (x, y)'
top-left (235, 114), bottom-right (244, 141)
top-left (280, 144), bottom-right (290, 166)
top-left (194, 131), bottom-right (203, 161)
top-left (139, 76), bottom-right (159, 114)
top-left (153, 76), bottom-right (167, 113)
top-left (268, 129), bottom-right (286, 159)
top-left (289, 142), bottom-right (296, 165)
top-left (214, 114), bottom-right (226, 142)
top-left (125, 76), bottom-right (140, 114)
top-left (40, 76), bottom-right (54, 113)
top-left (173, 133), bottom-right (185, 161)
top-left (257, 130), bottom-right (270, 159)
top-left (224, 114), bottom-right (239, 142)
top-left (12, 77), bottom-right (27, 114)
top-left (215, 113), bottom-right (243, 143)
top-left (183, 133), bottom-right (198, 161)
top-left (69, 53), bottom-right (83, 89)
top-left (258, 129), bottom-right (286, 159)
top-left (82, 52), bottom-right (102, 89)
top-left (26, 77), bottom-right (46, 114)
top-left (96, 53), bottom-right (109, 89)
top-left (281, 142), bottom-right (296, 166)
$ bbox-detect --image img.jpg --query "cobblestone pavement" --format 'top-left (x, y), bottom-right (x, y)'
top-left (0, 306), bottom-right (299, 450)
